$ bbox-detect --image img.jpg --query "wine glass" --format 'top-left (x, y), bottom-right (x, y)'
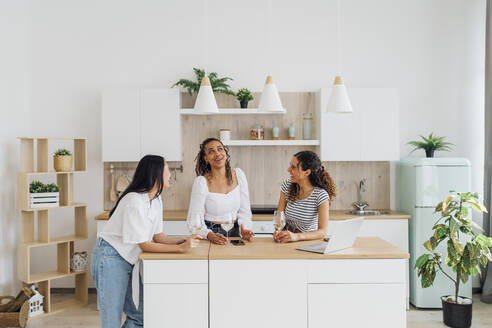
top-left (273, 210), bottom-right (286, 232)
top-left (221, 218), bottom-right (234, 242)
top-left (187, 219), bottom-right (202, 236)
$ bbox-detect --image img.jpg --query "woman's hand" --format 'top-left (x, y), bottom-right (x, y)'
top-left (207, 231), bottom-right (228, 245)
top-left (276, 230), bottom-right (299, 243)
top-left (179, 235), bottom-right (201, 253)
top-left (240, 224), bottom-right (255, 241)
top-left (175, 238), bottom-right (187, 245)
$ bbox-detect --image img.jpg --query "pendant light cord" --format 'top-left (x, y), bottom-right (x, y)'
top-left (203, 0), bottom-right (208, 74)
top-left (267, 0), bottom-right (272, 76)
top-left (337, 0), bottom-right (342, 76)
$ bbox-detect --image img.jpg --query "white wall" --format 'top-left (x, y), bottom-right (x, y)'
top-left (0, 0), bottom-right (30, 295)
top-left (0, 0), bottom-right (486, 292)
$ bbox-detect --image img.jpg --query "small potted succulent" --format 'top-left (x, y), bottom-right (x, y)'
top-left (415, 191), bottom-right (492, 328)
top-left (235, 88), bottom-right (254, 109)
top-left (408, 132), bottom-right (454, 158)
top-left (53, 149), bottom-right (72, 172)
top-left (29, 181), bottom-right (59, 208)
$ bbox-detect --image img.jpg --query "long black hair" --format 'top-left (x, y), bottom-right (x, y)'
top-left (109, 155), bottom-right (166, 218)
top-left (286, 150), bottom-right (337, 203)
top-left (194, 137), bottom-right (233, 185)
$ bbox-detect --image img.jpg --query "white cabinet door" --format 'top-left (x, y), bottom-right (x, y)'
top-left (101, 88), bottom-right (141, 162)
top-left (144, 284), bottom-right (208, 328)
top-left (140, 89), bottom-right (182, 161)
top-left (318, 88), bottom-right (399, 161)
top-left (308, 283), bottom-right (406, 328)
top-left (210, 260), bottom-right (307, 328)
top-left (359, 89), bottom-right (399, 161)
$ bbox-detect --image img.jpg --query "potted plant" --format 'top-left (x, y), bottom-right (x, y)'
top-left (415, 191), bottom-right (492, 328)
top-left (53, 149), bottom-right (72, 172)
top-left (408, 132), bottom-right (454, 158)
top-left (29, 181), bottom-right (59, 208)
top-left (235, 88), bottom-right (254, 108)
top-left (172, 68), bottom-right (234, 98)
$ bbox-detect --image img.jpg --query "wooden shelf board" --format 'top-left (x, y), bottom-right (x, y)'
top-left (18, 137), bottom-right (87, 140)
top-left (50, 299), bottom-right (86, 314)
top-left (28, 270), bottom-right (87, 284)
top-left (222, 140), bottom-right (320, 146)
top-left (21, 235), bottom-right (86, 248)
top-left (20, 170), bottom-right (87, 175)
top-left (181, 108), bottom-right (286, 115)
top-left (21, 202), bottom-right (87, 212)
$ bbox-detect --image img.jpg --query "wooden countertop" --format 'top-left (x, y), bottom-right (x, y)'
top-left (209, 237), bottom-right (409, 260)
top-left (96, 209), bottom-right (410, 221)
top-left (139, 237), bottom-right (409, 260)
top-left (139, 240), bottom-right (210, 260)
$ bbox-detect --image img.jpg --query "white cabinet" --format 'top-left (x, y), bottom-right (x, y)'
top-left (210, 260), bottom-right (307, 328)
top-left (143, 260), bottom-right (208, 328)
top-left (101, 88), bottom-right (141, 162)
top-left (308, 283), bottom-right (406, 328)
top-left (102, 88), bottom-right (182, 162)
top-left (317, 88), bottom-right (399, 161)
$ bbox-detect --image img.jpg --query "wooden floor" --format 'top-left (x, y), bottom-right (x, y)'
top-left (27, 293), bottom-right (492, 327)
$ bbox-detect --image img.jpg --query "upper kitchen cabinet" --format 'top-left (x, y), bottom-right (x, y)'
top-left (102, 88), bottom-right (182, 162)
top-left (317, 88), bottom-right (399, 161)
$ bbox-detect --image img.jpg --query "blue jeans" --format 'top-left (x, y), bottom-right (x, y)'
top-left (91, 238), bottom-right (143, 328)
top-left (205, 221), bottom-right (240, 237)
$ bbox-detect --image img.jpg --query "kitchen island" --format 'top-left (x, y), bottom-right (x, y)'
top-left (141, 237), bottom-right (409, 328)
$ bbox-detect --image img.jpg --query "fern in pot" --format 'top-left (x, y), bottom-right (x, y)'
top-left (415, 191), bottom-right (492, 328)
top-left (408, 132), bottom-right (454, 158)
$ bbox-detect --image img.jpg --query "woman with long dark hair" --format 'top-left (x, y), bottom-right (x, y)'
top-left (187, 137), bottom-right (254, 244)
top-left (274, 150), bottom-right (336, 243)
top-left (92, 155), bottom-right (200, 327)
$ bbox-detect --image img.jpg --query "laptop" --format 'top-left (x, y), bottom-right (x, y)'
top-left (296, 217), bottom-right (364, 254)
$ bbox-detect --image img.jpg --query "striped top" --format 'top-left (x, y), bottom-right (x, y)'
top-left (280, 179), bottom-right (329, 232)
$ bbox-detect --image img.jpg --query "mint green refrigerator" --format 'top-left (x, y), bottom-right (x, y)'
top-left (397, 157), bottom-right (473, 308)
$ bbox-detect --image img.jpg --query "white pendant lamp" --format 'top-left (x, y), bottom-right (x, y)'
top-left (194, 76), bottom-right (218, 113)
top-left (327, 0), bottom-right (353, 113)
top-left (327, 75), bottom-right (352, 113)
top-left (258, 75), bottom-right (283, 112)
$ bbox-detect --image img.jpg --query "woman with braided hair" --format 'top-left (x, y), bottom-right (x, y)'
top-left (187, 137), bottom-right (255, 244)
top-left (274, 150), bottom-right (337, 243)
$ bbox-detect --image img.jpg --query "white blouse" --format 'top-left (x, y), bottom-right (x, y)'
top-left (99, 192), bottom-right (163, 308)
top-left (187, 168), bottom-right (253, 238)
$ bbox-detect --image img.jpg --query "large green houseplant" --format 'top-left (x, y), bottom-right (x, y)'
top-left (172, 68), bottom-right (234, 96)
top-left (415, 191), bottom-right (492, 328)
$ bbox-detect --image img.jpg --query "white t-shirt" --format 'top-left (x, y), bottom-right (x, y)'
top-left (187, 168), bottom-right (252, 238)
top-left (100, 192), bottom-right (163, 265)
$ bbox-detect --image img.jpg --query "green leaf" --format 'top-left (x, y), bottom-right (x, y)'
top-left (415, 254), bottom-right (430, 268)
top-left (424, 240), bottom-right (434, 252)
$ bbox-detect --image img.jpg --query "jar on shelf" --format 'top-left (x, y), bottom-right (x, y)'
top-left (250, 125), bottom-right (264, 140)
top-left (219, 129), bottom-right (231, 142)
top-left (302, 113), bottom-right (313, 140)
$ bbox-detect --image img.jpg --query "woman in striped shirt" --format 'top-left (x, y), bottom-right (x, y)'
top-left (274, 150), bottom-right (337, 243)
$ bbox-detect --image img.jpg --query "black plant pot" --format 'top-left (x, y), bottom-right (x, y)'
top-left (240, 100), bottom-right (248, 109)
top-left (442, 296), bottom-right (473, 328)
top-left (425, 149), bottom-right (435, 158)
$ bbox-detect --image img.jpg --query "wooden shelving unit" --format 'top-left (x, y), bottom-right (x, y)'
top-left (17, 137), bottom-right (88, 315)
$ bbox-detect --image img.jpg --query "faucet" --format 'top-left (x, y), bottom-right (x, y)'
top-left (352, 178), bottom-right (369, 211)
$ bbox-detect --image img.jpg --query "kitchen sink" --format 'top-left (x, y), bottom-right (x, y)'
top-left (346, 210), bottom-right (391, 216)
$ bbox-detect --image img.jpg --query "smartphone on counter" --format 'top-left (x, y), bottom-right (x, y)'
top-left (230, 240), bottom-right (245, 246)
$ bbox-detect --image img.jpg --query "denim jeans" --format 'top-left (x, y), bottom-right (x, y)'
top-left (205, 221), bottom-right (240, 238)
top-left (91, 238), bottom-right (143, 328)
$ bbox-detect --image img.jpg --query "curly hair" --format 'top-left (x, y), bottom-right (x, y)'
top-left (195, 137), bottom-right (233, 185)
top-left (286, 150), bottom-right (337, 203)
